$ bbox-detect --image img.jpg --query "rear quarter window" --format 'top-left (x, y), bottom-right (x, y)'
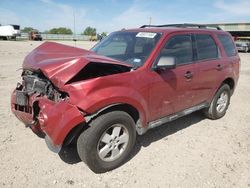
top-left (217, 34), bottom-right (237, 57)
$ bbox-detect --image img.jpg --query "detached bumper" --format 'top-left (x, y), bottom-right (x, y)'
top-left (11, 89), bottom-right (86, 152)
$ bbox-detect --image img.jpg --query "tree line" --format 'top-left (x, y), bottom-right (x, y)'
top-left (21, 26), bottom-right (107, 37)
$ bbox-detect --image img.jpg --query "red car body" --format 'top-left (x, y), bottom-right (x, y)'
top-left (11, 27), bottom-right (240, 152)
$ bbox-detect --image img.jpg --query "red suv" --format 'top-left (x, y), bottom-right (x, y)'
top-left (11, 24), bottom-right (240, 173)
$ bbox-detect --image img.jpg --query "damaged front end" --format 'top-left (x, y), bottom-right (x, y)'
top-left (11, 69), bottom-right (85, 152)
top-left (11, 42), bottom-right (132, 153)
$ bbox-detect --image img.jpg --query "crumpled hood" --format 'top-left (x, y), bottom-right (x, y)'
top-left (23, 42), bottom-right (131, 87)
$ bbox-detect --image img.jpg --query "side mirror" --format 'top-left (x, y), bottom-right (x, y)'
top-left (154, 56), bottom-right (176, 70)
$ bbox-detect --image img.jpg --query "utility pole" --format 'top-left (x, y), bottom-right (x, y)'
top-left (149, 16), bottom-right (152, 25)
top-left (73, 11), bottom-right (76, 46)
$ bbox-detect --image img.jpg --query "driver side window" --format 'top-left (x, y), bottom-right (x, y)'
top-left (161, 35), bottom-right (193, 65)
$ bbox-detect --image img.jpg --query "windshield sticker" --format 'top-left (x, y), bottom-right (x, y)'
top-left (136, 32), bottom-right (157, 38)
top-left (133, 58), bottom-right (141, 63)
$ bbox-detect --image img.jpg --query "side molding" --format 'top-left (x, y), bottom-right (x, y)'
top-left (137, 102), bottom-right (208, 135)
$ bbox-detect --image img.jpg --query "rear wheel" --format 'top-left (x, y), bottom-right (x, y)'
top-left (203, 84), bottom-right (231, 120)
top-left (77, 111), bottom-right (136, 173)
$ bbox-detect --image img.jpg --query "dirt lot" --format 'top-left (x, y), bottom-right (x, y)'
top-left (0, 40), bottom-right (249, 188)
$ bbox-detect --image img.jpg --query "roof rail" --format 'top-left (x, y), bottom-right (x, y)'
top-left (140, 23), bottom-right (222, 30)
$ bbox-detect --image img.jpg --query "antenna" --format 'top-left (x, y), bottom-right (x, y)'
top-left (73, 11), bottom-right (76, 47)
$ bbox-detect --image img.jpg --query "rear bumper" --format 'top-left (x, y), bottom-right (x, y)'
top-left (11, 89), bottom-right (85, 152)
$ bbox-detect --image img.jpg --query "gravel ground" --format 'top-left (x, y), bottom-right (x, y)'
top-left (0, 40), bottom-right (249, 188)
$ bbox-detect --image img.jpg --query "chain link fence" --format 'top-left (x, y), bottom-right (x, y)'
top-left (18, 33), bottom-right (91, 41)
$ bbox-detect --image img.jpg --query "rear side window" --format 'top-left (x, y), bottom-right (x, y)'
top-left (195, 34), bottom-right (218, 61)
top-left (161, 35), bottom-right (193, 65)
top-left (217, 34), bottom-right (237, 57)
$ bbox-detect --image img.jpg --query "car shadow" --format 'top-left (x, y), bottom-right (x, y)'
top-left (58, 144), bottom-right (82, 164)
top-left (58, 111), bottom-right (206, 165)
top-left (127, 111), bottom-right (206, 162)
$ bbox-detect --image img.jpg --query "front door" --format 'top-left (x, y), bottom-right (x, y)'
top-left (148, 34), bottom-right (196, 121)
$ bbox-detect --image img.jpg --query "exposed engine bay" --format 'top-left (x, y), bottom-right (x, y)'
top-left (14, 69), bottom-right (67, 118)
top-left (19, 69), bottom-right (67, 102)
top-left (14, 61), bottom-right (130, 116)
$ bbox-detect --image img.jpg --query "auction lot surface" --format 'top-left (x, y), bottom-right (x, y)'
top-left (0, 41), bottom-right (249, 188)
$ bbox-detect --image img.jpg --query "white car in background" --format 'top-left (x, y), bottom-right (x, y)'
top-left (235, 40), bottom-right (250, 53)
top-left (0, 25), bottom-right (21, 40)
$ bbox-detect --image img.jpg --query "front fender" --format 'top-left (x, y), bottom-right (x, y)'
top-left (67, 84), bottom-right (149, 127)
top-left (86, 95), bottom-right (148, 127)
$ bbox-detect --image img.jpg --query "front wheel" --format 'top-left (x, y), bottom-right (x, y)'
top-left (77, 111), bottom-right (136, 173)
top-left (203, 84), bottom-right (231, 120)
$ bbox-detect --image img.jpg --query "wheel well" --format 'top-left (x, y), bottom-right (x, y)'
top-left (62, 104), bottom-right (140, 146)
top-left (98, 104), bottom-right (140, 124)
top-left (62, 122), bottom-right (88, 146)
top-left (222, 78), bottom-right (235, 94)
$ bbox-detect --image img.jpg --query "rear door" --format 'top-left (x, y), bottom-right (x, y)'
top-left (148, 33), bottom-right (197, 121)
top-left (191, 32), bottom-right (221, 105)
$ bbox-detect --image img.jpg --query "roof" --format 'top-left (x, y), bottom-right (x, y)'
top-left (118, 23), bottom-right (229, 35)
top-left (122, 27), bottom-right (228, 35)
top-left (208, 23), bottom-right (250, 26)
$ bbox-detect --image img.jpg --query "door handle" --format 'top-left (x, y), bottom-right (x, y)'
top-left (184, 71), bottom-right (193, 79)
top-left (216, 64), bottom-right (223, 71)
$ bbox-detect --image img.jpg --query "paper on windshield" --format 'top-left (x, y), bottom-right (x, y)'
top-left (136, 32), bottom-right (157, 38)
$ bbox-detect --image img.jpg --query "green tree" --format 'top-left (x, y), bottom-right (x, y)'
top-left (48, 27), bottom-right (73, 34)
top-left (21, 27), bottom-right (35, 33)
top-left (83, 27), bottom-right (96, 36)
top-left (100, 32), bottom-right (107, 37)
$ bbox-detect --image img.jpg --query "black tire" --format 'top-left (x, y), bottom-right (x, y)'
top-left (203, 84), bottom-right (231, 120)
top-left (77, 111), bottom-right (136, 173)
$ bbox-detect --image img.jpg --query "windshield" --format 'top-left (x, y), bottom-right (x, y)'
top-left (91, 31), bottom-right (161, 68)
top-left (12, 25), bottom-right (20, 30)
